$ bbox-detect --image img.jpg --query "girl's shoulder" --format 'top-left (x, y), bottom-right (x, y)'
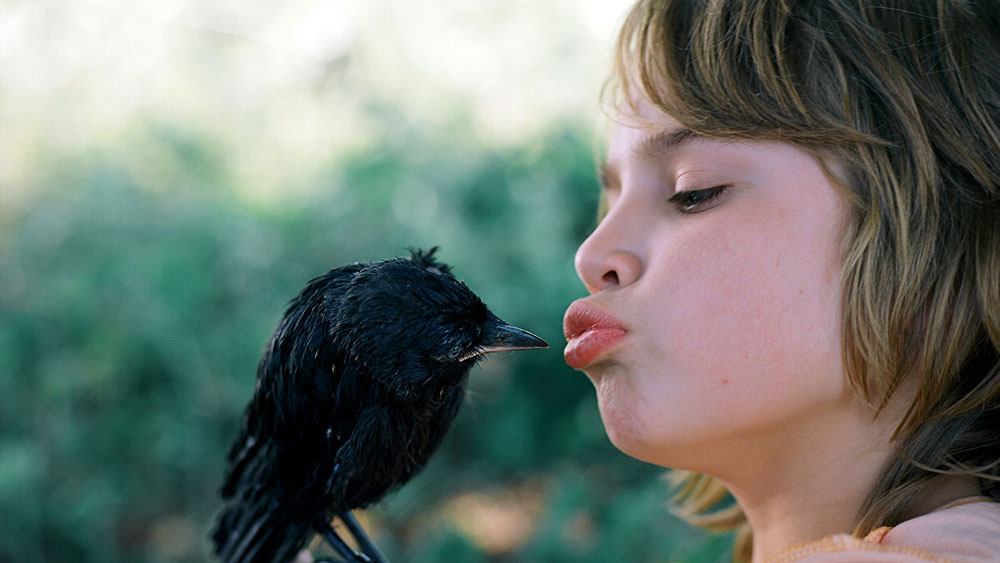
top-left (766, 497), bottom-right (1000, 563)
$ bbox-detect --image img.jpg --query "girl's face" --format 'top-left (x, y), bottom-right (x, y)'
top-left (566, 104), bottom-right (853, 472)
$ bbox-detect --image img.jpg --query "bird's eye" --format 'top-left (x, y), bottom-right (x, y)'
top-left (452, 348), bottom-right (482, 363)
top-left (433, 341), bottom-right (479, 363)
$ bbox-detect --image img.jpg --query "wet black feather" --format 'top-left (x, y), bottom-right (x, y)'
top-left (212, 249), bottom-right (507, 563)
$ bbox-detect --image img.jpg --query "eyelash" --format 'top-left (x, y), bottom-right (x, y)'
top-left (667, 186), bottom-right (729, 213)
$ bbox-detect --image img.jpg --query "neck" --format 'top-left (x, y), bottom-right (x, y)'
top-left (699, 392), bottom-right (901, 563)
top-left (729, 463), bottom-right (983, 562)
top-left (725, 431), bottom-right (892, 562)
top-left (704, 393), bottom-right (982, 562)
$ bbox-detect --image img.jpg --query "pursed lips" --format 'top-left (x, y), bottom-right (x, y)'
top-left (563, 300), bottom-right (628, 369)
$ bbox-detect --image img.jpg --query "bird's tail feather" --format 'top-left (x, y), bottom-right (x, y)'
top-left (213, 494), bottom-right (313, 563)
top-left (213, 441), bottom-right (313, 563)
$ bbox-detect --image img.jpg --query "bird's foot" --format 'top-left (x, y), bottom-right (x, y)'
top-left (338, 512), bottom-right (387, 563)
top-left (314, 518), bottom-right (371, 562)
top-left (313, 513), bottom-right (387, 563)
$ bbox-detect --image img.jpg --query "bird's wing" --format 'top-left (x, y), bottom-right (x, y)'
top-left (214, 262), bottom-right (367, 563)
top-left (220, 263), bottom-right (363, 492)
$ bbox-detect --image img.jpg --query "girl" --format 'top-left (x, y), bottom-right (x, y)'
top-left (564, 0), bottom-right (1000, 561)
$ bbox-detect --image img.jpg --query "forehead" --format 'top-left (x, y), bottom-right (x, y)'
top-left (601, 99), bottom-right (844, 187)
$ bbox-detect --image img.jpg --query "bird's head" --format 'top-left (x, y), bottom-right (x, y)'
top-left (334, 249), bottom-right (547, 398)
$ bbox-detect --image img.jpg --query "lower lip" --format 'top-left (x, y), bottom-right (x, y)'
top-left (564, 328), bottom-right (627, 369)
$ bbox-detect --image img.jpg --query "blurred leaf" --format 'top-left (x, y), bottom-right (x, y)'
top-left (1, 3), bottom-right (728, 558)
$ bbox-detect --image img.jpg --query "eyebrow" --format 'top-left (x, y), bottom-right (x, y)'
top-left (598, 127), bottom-right (702, 190)
top-left (636, 127), bottom-right (701, 157)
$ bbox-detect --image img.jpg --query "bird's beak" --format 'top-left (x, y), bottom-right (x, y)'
top-left (478, 315), bottom-right (549, 355)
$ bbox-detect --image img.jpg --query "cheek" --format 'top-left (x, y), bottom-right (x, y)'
top-left (672, 205), bottom-right (841, 364)
top-left (631, 207), bottom-right (847, 448)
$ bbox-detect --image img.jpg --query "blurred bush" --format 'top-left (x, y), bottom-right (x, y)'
top-left (0, 1), bottom-right (733, 560)
top-left (0, 108), bottom-right (732, 562)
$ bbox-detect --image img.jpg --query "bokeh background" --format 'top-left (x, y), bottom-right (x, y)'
top-left (0, 1), bottom-right (734, 561)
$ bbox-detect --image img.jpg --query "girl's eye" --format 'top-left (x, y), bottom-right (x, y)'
top-left (667, 186), bottom-right (729, 213)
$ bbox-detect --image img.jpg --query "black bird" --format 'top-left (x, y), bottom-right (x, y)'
top-left (212, 249), bottom-right (548, 563)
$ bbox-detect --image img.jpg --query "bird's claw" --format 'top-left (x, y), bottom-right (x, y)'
top-left (314, 513), bottom-right (387, 563)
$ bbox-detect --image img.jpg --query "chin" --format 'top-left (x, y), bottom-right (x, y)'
top-left (594, 375), bottom-right (657, 462)
top-left (604, 422), bottom-right (705, 470)
top-left (603, 424), bottom-right (675, 468)
top-left (596, 397), bottom-right (719, 470)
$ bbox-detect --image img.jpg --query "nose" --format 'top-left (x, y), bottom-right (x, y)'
top-left (574, 205), bottom-right (644, 295)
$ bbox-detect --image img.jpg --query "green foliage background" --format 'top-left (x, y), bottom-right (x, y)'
top-left (0, 2), bottom-right (732, 561)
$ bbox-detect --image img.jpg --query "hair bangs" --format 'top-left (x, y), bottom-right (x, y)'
top-left (605, 0), bottom-right (882, 148)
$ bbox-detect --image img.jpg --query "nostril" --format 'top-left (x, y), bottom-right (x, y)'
top-left (602, 271), bottom-right (620, 286)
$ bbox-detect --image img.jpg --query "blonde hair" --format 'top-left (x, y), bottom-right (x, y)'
top-left (605, 0), bottom-right (1000, 560)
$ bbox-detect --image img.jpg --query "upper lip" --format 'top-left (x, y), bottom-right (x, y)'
top-left (563, 300), bottom-right (627, 341)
